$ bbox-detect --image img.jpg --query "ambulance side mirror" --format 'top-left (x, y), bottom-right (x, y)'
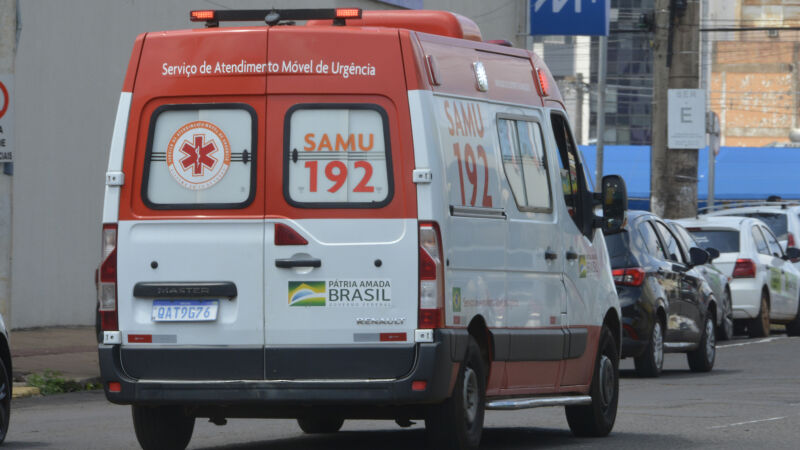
top-left (598, 175), bottom-right (627, 235)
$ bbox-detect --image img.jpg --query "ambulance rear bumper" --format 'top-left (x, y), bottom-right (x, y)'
top-left (99, 329), bottom-right (467, 408)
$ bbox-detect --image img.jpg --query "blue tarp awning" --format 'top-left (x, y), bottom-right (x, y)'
top-left (580, 146), bottom-right (800, 201)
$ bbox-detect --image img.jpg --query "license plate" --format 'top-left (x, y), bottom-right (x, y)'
top-left (151, 300), bottom-right (219, 322)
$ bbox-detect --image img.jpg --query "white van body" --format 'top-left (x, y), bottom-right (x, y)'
top-left (97, 9), bottom-right (626, 450)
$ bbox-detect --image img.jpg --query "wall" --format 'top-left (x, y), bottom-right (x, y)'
top-left (10, 0), bottom-right (523, 328)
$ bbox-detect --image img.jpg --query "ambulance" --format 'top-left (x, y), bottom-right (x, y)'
top-left (97, 8), bottom-right (628, 450)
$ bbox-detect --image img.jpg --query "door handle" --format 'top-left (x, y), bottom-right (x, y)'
top-left (566, 251), bottom-right (578, 260)
top-left (545, 251), bottom-right (558, 261)
top-left (275, 258), bottom-right (322, 269)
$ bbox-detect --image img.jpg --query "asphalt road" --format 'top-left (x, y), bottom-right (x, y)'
top-left (7, 334), bottom-right (800, 449)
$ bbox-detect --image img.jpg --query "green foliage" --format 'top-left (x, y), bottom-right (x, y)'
top-left (26, 370), bottom-right (96, 395)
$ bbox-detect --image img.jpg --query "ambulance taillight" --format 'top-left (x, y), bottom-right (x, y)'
top-left (98, 224), bottom-right (118, 332)
top-left (419, 222), bottom-right (444, 329)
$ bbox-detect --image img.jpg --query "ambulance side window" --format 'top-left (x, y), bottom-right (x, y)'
top-left (497, 117), bottom-right (552, 212)
top-left (551, 112), bottom-right (587, 232)
top-left (142, 104), bottom-right (257, 209)
top-left (284, 105), bottom-right (393, 208)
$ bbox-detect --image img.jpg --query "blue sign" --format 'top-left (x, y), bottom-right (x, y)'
top-left (376, 0), bottom-right (422, 9)
top-left (530, 0), bottom-right (610, 36)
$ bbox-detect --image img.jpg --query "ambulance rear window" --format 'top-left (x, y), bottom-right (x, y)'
top-left (142, 104), bottom-right (257, 209)
top-left (284, 105), bottom-right (393, 208)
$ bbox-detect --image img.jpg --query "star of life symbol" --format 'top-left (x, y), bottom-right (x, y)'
top-left (166, 121), bottom-right (231, 190)
top-left (181, 135), bottom-right (218, 176)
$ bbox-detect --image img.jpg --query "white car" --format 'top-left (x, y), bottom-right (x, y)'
top-left (677, 216), bottom-right (800, 337)
top-left (704, 203), bottom-right (800, 252)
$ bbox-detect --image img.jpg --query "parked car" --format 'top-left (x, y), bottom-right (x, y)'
top-left (703, 202), bottom-right (800, 252)
top-left (677, 216), bottom-right (800, 337)
top-left (604, 210), bottom-right (717, 377)
top-left (667, 220), bottom-right (734, 341)
top-left (0, 312), bottom-right (10, 445)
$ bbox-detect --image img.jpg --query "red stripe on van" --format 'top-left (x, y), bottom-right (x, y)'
top-left (128, 334), bottom-right (153, 343)
top-left (379, 333), bottom-right (407, 342)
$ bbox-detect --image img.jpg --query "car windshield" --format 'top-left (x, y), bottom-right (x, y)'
top-left (741, 213), bottom-right (788, 240)
top-left (687, 229), bottom-right (740, 253)
top-left (604, 231), bottom-right (634, 269)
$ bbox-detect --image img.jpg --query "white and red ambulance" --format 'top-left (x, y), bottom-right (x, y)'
top-left (97, 8), bottom-right (628, 450)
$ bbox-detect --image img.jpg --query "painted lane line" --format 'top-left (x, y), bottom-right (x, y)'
top-left (717, 337), bottom-right (784, 348)
top-left (709, 416), bottom-right (786, 429)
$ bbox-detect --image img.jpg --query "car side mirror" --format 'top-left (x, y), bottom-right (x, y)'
top-left (689, 247), bottom-right (709, 267)
top-left (706, 247), bottom-right (720, 262)
top-left (598, 175), bottom-right (628, 234)
top-left (783, 247), bottom-right (800, 261)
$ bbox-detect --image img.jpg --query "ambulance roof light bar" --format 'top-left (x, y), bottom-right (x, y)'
top-left (190, 8), bottom-right (363, 28)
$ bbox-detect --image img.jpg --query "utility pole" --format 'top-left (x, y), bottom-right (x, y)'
top-left (595, 35), bottom-right (607, 189)
top-left (0, 0), bottom-right (16, 327)
top-left (651, 0), bottom-right (701, 219)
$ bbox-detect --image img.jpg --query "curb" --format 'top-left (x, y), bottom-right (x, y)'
top-left (12, 383), bottom-right (40, 399)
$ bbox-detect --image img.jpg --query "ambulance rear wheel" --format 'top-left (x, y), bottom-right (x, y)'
top-left (425, 336), bottom-right (486, 450)
top-left (565, 326), bottom-right (619, 437)
top-left (132, 405), bottom-right (194, 450)
top-left (297, 416), bottom-right (344, 433)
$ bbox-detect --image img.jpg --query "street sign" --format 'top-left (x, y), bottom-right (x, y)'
top-left (0, 75), bottom-right (12, 162)
top-left (530, 0), bottom-right (610, 36)
top-left (668, 89), bottom-right (706, 149)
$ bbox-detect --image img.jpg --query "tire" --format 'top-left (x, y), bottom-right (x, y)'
top-left (749, 291), bottom-right (770, 338)
top-left (0, 358), bottom-right (10, 445)
top-left (784, 295), bottom-right (800, 337)
top-left (425, 336), bottom-right (486, 450)
top-left (565, 325), bottom-right (619, 437)
top-left (687, 313), bottom-right (716, 372)
top-left (633, 319), bottom-right (663, 378)
top-left (716, 289), bottom-right (734, 341)
top-left (297, 416), bottom-right (344, 434)
top-left (132, 405), bottom-right (195, 450)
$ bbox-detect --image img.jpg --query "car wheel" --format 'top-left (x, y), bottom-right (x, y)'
top-left (565, 325), bottom-right (619, 437)
top-left (0, 358), bottom-right (10, 444)
top-left (785, 294), bottom-right (800, 337)
top-left (633, 319), bottom-right (663, 377)
top-left (749, 291), bottom-right (770, 338)
top-left (425, 336), bottom-right (486, 450)
top-left (716, 289), bottom-right (734, 341)
top-left (132, 405), bottom-right (194, 450)
top-left (297, 416), bottom-right (344, 434)
top-left (687, 313), bottom-right (716, 372)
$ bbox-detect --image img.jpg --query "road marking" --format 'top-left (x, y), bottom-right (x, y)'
top-left (709, 416), bottom-right (786, 429)
top-left (717, 337), bottom-right (784, 348)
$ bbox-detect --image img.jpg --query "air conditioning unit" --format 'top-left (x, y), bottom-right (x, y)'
top-left (768, 29), bottom-right (779, 38)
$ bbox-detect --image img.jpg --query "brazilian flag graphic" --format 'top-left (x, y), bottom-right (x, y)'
top-left (288, 281), bottom-right (326, 307)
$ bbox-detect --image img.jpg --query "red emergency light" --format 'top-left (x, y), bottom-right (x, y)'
top-left (335, 8), bottom-right (362, 19)
top-left (536, 67), bottom-right (549, 97)
top-left (190, 10), bottom-right (215, 21)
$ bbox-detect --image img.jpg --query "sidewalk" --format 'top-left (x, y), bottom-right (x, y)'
top-left (10, 326), bottom-right (99, 397)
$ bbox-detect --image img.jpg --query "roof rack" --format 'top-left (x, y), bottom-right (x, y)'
top-left (190, 8), bottom-right (362, 27)
top-left (698, 200), bottom-right (800, 214)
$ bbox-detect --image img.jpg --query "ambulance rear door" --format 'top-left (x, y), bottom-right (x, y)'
top-left (116, 29), bottom-right (268, 381)
top-left (262, 27), bottom-right (418, 381)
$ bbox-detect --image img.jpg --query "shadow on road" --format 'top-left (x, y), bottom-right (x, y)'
top-left (194, 426), bottom-right (696, 450)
